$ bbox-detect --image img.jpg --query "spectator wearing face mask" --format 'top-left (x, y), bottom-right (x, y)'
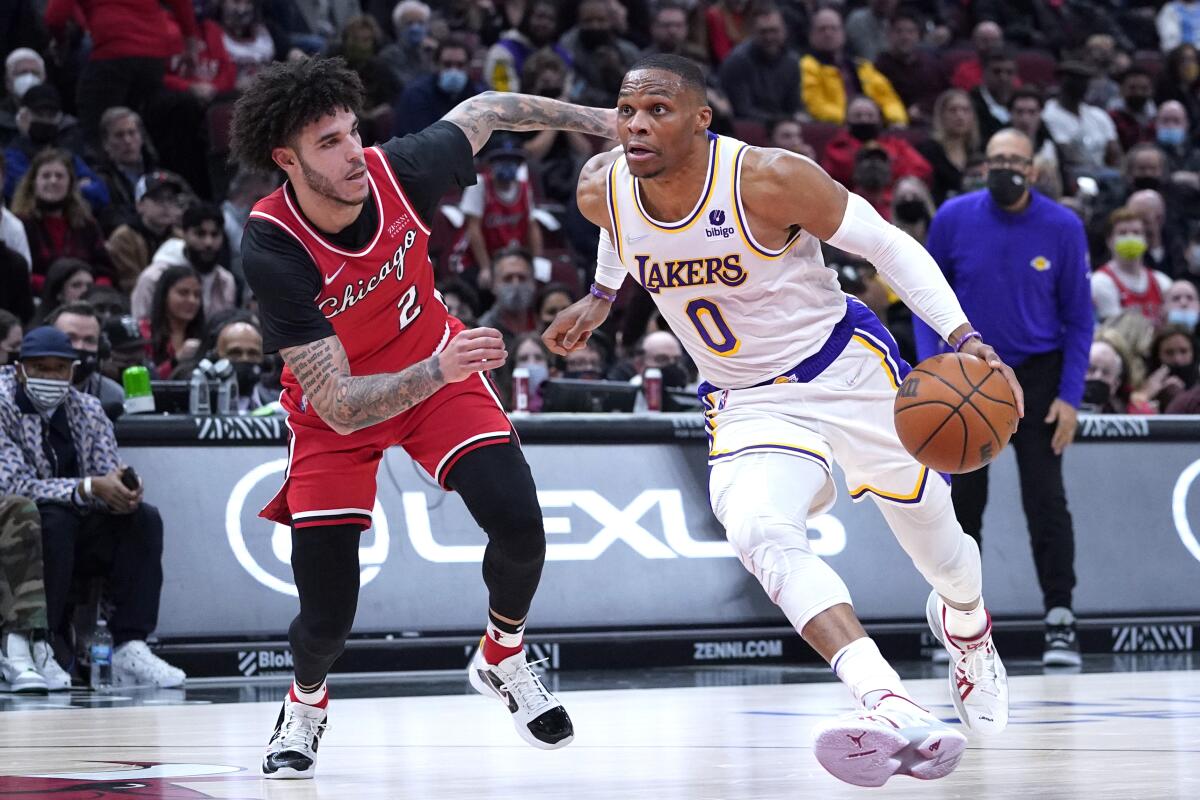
top-left (478, 247), bottom-right (539, 349)
top-left (47, 301), bottom-right (126, 420)
top-left (563, 337), bottom-right (609, 381)
top-left (820, 97), bottom-right (930, 195)
top-left (1092, 208), bottom-right (1172, 323)
top-left (393, 36), bottom-right (486, 137)
top-left (537, 283), bottom-right (574, 333)
top-left (211, 318), bottom-right (272, 411)
top-left (2, 86), bottom-right (107, 212)
top-left (131, 203), bottom-right (238, 322)
top-left (1043, 61), bottom-right (1122, 180)
top-left (0, 49), bottom-right (46, 149)
top-left (1123, 143), bottom-right (1170, 195)
top-left (105, 171), bottom-right (189, 294)
top-left (100, 315), bottom-right (150, 387)
top-left (1152, 101), bottom-right (1200, 174)
top-left (380, 1), bottom-right (434, 90)
top-left (460, 140), bottom-right (543, 289)
top-left (485, 0), bottom-right (567, 93)
top-left (1109, 68), bottom-right (1157, 152)
top-left (890, 176), bottom-right (936, 244)
top-left (1163, 278), bottom-right (1200, 330)
top-left (626, 330), bottom-right (690, 391)
top-left (1131, 323), bottom-right (1199, 412)
top-left (1081, 336), bottom-right (1133, 413)
top-left (560, 0), bottom-right (642, 107)
top-left (0, 312), bottom-right (21, 367)
top-left (498, 332), bottom-right (556, 412)
top-left (0, 326), bottom-right (186, 688)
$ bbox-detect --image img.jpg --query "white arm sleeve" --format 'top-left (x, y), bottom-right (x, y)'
top-left (594, 227), bottom-right (626, 292)
top-left (826, 192), bottom-right (969, 341)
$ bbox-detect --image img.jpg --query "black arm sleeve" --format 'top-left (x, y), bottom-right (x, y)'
top-left (241, 220), bottom-right (335, 353)
top-left (380, 120), bottom-right (478, 225)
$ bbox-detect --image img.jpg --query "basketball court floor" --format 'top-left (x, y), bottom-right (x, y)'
top-left (1, 656), bottom-right (1197, 799)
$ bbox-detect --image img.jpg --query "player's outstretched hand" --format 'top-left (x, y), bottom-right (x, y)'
top-left (439, 328), bottom-right (507, 383)
top-left (543, 296), bottom-right (610, 355)
top-left (959, 338), bottom-right (1025, 418)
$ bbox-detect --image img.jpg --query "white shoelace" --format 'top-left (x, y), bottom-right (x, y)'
top-left (280, 706), bottom-right (327, 752)
top-left (495, 657), bottom-right (554, 714)
top-left (955, 643), bottom-right (995, 687)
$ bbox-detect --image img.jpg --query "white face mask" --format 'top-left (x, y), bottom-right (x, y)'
top-left (12, 72), bottom-right (42, 99)
top-left (20, 367), bottom-right (72, 414)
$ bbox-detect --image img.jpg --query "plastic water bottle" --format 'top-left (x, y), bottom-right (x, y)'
top-left (89, 619), bottom-right (113, 691)
top-left (189, 359), bottom-right (212, 415)
top-left (212, 358), bottom-right (238, 415)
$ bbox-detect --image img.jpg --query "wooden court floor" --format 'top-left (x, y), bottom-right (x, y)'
top-left (1, 668), bottom-right (1198, 799)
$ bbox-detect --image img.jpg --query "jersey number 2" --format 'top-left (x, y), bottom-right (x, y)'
top-left (685, 298), bottom-right (740, 356)
top-left (397, 286), bottom-right (421, 332)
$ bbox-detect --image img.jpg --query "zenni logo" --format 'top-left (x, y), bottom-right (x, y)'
top-left (706, 209), bottom-right (734, 239)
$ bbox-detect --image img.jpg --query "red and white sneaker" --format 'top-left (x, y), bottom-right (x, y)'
top-left (926, 591), bottom-right (1009, 734)
top-left (812, 694), bottom-right (967, 787)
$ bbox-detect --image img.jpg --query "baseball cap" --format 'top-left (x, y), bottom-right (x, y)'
top-left (20, 83), bottom-right (61, 114)
top-left (484, 136), bottom-right (527, 161)
top-left (134, 170), bottom-right (187, 203)
top-left (1056, 60), bottom-right (1096, 79)
top-left (19, 326), bottom-right (78, 360)
top-left (104, 315), bottom-right (148, 350)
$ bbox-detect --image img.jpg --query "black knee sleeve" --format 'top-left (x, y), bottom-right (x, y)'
top-left (446, 442), bottom-right (546, 621)
top-left (288, 524), bottom-right (362, 685)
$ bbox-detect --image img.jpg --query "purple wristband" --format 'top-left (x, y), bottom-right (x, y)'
top-left (954, 331), bottom-right (983, 352)
top-left (590, 283), bottom-right (617, 303)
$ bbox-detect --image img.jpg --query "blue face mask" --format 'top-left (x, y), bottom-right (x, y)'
top-left (438, 68), bottom-right (468, 95)
top-left (492, 161), bottom-right (520, 183)
top-left (1158, 126), bottom-right (1187, 147)
top-left (1168, 308), bottom-right (1200, 329)
top-left (404, 23), bottom-right (427, 47)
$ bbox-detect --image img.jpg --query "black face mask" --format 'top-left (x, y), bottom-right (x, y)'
top-left (1167, 362), bottom-right (1198, 388)
top-left (894, 199), bottom-right (929, 225)
top-left (657, 362), bottom-right (689, 389)
top-left (987, 168), bottom-right (1028, 208)
top-left (234, 361), bottom-right (262, 395)
top-left (578, 28), bottom-right (612, 49)
top-left (1060, 76), bottom-right (1089, 102)
top-left (538, 82), bottom-right (563, 98)
top-left (1082, 379), bottom-right (1112, 410)
top-left (854, 160), bottom-right (891, 190)
top-left (849, 122), bottom-right (881, 142)
top-left (1125, 95), bottom-right (1149, 113)
top-left (28, 119), bottom-right (58, 146)
top-left (564, 369), bottom-right (603, 381)
top-left (73, 349), bottom-right (97, 385)
top-left (1132, 175), bottom-right (1162, 192)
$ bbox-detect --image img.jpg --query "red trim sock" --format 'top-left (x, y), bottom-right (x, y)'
top-left (481, 619), bottom-right (524, 665)
top-left (290, 680), bottom-right (329, 709)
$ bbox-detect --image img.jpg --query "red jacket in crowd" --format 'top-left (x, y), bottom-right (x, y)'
top-left (163, 19), bottom-right (237, 96)
top-left (45, 0), bottom-right (198, 61)
top-left (820, 130), bottom-right (933, 190)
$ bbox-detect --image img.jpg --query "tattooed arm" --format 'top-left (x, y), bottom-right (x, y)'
top-left (443, 91), bottom-right (617, 155)
top-left (281, 329), bottom-right (508, 435)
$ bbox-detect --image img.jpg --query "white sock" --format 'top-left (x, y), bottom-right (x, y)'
top-left (485, 619), bottom-right (525, 650)
top-left (291, 679), bottom-right (327, 706)
top-left (831, 637), bottom-right (907, 708)
top-left (941, 596), bottom-right (988, 641)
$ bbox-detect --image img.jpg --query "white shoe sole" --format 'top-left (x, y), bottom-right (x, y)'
top-left (468, 661), bottom-right (574, 751)
top-left (1043, 649), bottom-right (1083, 667)
top-left (812, 718), bottom-right (967, 787)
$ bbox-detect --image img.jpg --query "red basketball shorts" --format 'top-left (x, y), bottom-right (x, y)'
top-left (260, 368), bottom-right (512, 531)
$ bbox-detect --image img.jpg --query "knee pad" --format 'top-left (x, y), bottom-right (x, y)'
top-left (724, 510), bottom-right (813, 602)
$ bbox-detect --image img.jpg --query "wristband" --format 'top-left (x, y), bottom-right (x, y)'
top-left (83, 477), bottom-right (92, 499)
top-left (953, 331), bottom-right (983, 352)
top-left (590, 283), bottom-right (617, 303)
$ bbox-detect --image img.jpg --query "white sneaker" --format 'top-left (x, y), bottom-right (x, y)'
top-left (812, 695), bottom-right (967, 787)
top-left (32, 639), bottom-right (72, 691)
top-left (112, 640), bottom-right (186, 688)
top-left (262, 693), bottom-right (328, 779)
top-left (926, 591), bottom-right (1009, 734)
top-left (0, 633), bottom-right (48, 694)
top-left (468, 644), bottom-right (574, 749)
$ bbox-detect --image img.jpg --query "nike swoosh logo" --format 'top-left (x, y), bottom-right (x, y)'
top-left (625, 233), bottom-right (650, 243)
top-left (324, 262), bottom-right (347, 285)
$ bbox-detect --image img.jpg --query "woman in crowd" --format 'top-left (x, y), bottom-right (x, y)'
top-left (497, 331), bottom-right (557, 412)
top-left (1156, 44), bottom-right (1200, 127)
top-left (35, 258), bottom-right (94, 322)
top-left (141, 264), bottom-right (205, 379)
top-left (10, 149), bottom-right (112, 292)
top-left (537, 283), bottom-right (575, 333)
top-left (1131, 323), bottom-right (1198, 412)
top-left (918, 89), bottom-right (980, 204)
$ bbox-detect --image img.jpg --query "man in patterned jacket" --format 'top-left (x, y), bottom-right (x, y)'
top-left (0, 327), bottom-right (185, 688)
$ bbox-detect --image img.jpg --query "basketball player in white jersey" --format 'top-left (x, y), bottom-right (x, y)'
top-left (546, 55), bottom-right (1024, 787)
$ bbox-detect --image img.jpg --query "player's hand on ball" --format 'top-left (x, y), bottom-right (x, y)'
top-left (439, 328), bottom-right (507, 383)
top-left (543, 296), bottom-right (609, 355)
top-left (958, 338), bottom-right (1025, 417)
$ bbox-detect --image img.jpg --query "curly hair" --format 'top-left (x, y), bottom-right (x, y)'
top-left (229, 57), bottom-right (365, 173)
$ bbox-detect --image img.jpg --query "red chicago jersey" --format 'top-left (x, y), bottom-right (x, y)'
top-left (480, 172), bottom-right (532, 253)
top-left (1098, 264), bottom-right (1164, 320)
top-left (249, 146), bottom-right (449, 399)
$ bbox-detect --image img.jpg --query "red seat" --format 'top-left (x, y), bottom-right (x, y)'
top-left (939, 48), bottom-right (977, 75)
top-left (801, 122), bottom-right (842, 160)
top-left (1134, 50), bottom-right (1164, 80)
top-left (1016, 50), bottom-right (1058, 89)
top-left (733, 119), bottom-right (769, 147)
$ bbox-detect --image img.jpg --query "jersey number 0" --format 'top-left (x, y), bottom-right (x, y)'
top-left (685, 298), bottom-right (740, 356)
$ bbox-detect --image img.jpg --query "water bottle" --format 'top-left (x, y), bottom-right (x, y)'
top-left (89, 619), bottom-right (113, 691)
top-left (512, 367), bottom-right (530, 414)
top-left (189, 359), bottom-right (212, 415)
top-left (212, 358), bottom-right (238, 415)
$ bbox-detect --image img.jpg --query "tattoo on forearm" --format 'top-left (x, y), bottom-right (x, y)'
top-left (448, 92), bottom-right (612, 150)
top-left (282, 338), bottom-right (445, 433)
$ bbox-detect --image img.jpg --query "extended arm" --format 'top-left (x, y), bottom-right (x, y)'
top-left (444, 91), bottom-right (616, 155)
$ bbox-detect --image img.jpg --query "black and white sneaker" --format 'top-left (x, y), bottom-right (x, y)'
top-left (262, 694), bottom-right (328, 779)
top-left (1043, 607), bottom-right (1082, 667)
top-left (468, 646), bottom-right (574, 749)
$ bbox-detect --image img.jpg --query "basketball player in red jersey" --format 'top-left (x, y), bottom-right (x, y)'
top-left (229, 58), bottom-right (615, 779)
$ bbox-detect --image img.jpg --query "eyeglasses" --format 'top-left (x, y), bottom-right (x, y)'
top-left (986, 155), bottom-right (1033, 170)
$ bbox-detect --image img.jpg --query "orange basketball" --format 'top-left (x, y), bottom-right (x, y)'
top-left (893, 353), bottom-right (1019, 474)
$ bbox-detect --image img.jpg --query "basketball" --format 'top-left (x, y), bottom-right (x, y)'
top-left (894, 353), bottom-right (1019, 474)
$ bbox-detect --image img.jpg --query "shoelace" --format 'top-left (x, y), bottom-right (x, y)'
top-left (280, 708), bottom-right (327, 752)
top-left (954, 642), bottom-right (994, 687)
top-left (494, 657), bottom-right (554, 714)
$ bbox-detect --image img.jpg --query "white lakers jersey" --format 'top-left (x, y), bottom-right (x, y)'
top-left (607, 134), bottom-right (846, 389)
